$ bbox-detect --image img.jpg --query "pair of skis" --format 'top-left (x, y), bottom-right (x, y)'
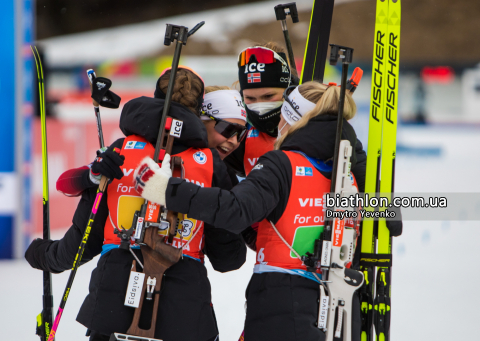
top-left (360, 1), bottom-right (401, 341)
top-left (288, 0), bottom-right (401, 340)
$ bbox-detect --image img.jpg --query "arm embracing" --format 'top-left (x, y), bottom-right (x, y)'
top-left (25, 187), bottom-right (108, 273)
top-left (166, 152), bottom-right (288, 234)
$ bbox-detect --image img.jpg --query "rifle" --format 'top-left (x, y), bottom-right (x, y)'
top-left (111, 21), bottom-right (205, 341)
top-left (303, 44), bottom-right (364, 341)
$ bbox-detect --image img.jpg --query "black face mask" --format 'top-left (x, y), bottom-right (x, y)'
top-left (245, 105), bottom-right (282, 137)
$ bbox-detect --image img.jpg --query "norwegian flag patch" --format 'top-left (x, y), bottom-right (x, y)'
top-left (247, 73), bottom-right (261, 83)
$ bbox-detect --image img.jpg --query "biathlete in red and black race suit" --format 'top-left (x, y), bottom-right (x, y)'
top-left (223, 42), bottom-right (368, 251)
top-left (25, 67), bottom-right (247, 341)
top-left (135, 81), bottom-right (366, 341)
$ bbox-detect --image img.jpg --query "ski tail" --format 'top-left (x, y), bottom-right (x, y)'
top-left (300, 0), bottom-right (335, 84)
top-left (31, 45), bottom-right (53, 341)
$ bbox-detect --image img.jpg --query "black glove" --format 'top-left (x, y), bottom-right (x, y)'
top-left (241, 225), bottom-right (258, 251)
top-left (91, 148), bottom-right (125, 181)
top-left (25, 238), bottom-right (54, 271)
top-left (386, 205), bottom-right (402, 237)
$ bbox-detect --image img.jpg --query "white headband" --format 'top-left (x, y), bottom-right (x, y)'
top-left (280, 86), bottom-right (316, 126)
top-left (201, 90), bottom-right (247, 122)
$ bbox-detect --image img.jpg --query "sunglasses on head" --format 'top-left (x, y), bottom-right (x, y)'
top-left (206, 114), bottom-right (248, 142)
top-left (238, 47), bottom-right (287, 67)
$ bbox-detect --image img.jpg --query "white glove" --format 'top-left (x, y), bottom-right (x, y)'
top-left (134, 155), bottom-right (172, 206)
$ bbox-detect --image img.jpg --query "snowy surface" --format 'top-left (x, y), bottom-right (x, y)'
top-left (2, 124), bottom-right (480, 340)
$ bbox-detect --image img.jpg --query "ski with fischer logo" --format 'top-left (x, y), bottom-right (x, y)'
top-left (360, 1), bottom-right (401, 340)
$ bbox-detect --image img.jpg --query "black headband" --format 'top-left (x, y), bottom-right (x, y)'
top-left (238, 51), bottom-right (291, 90)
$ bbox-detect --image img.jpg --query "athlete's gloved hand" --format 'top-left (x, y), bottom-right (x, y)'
top-left (241, 224), bottom-right (258, 251)
top-left (90, 147), bottom-right (125, 184)
top-left (386, 205), bottom-right (402, 237)
top-left (134, 155), bottom-right (172, 206)
top-left (25, 238), bottom-right (54, 271)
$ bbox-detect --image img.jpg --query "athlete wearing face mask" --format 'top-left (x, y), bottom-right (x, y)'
top-left (226, 43), bottom-right (367, 189)
top-left (223, 43), bottom-right (295, 177)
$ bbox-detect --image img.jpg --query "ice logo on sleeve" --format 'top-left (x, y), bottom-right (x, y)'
top-left (193, 151), bottom-right (207, 164)
top-left (296, 166), bottom-right (313, 176)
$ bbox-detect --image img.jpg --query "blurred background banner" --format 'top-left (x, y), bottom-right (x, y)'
top-left (0, 0), bottom-right (33, 259)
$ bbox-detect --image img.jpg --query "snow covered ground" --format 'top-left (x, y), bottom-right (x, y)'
top-left (1, 123), bottom-right (479, 340)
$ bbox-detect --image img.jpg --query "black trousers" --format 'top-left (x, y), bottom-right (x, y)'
top-left (244, 272), bottom-right (361, 341)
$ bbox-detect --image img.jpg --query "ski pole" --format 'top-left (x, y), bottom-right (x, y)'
top-left (320, 44), bottom-right (354, 280)
top-left (86, 69), bottom-right (105, 147)
top-left (274, 3), bottom-right (299, 75)
top-left (31, 45), bottom-right (54, 341)
top-left (46, 72), bottom-right (121, 341)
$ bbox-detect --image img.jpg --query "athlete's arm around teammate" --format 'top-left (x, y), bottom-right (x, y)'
top-left (135, 81), bottom-right (360, 341)
top-left (25, 67), bottom-right (246, 341)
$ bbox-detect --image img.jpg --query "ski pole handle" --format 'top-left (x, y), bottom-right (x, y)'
top-left (87, 69), bottom-right (105, 148)
top-left (87, 69), bottom-right (100, 107)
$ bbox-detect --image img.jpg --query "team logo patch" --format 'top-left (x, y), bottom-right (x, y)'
top-left (125, 141), bottom-right (146, 150)
top-left (247, 73), bottom-right (261, 83)
top-left (247, 129), bottom-right (259, 138)
top-left (134, 142), bottom-right (146, 149)
top-left (252, 163), bottom-right (263, 171)
top-left (193, 151), bottom-right (207, 164)
top-left (296, 166), bottom-right (313, 176)
top-left (96, 81), bottom-right (106, 90)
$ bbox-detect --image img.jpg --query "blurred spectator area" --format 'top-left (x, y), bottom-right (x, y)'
top-left (37, 0), bottom-right (480, 124)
